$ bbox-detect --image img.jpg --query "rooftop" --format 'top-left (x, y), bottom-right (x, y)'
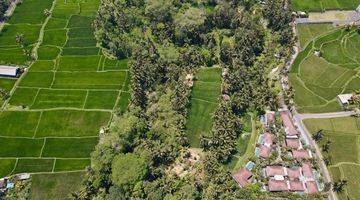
top-left (259, 145), bottom-right (272, 158)
top-left (285, 138), bottom-right (301, 149)
top-left (337, 94), bottom-right (353, 104)
top-left (289, 180), bottom-right (305, 191)
top-left (280, 111), bottom-right (299, 136)
top-left (233, 168), bottom-right (253, 188)
top-left (265, 166), bottom-right (286, 177)
top-left (292, 149), bottom-right (312, 159)
top-left (0, 65), bottom-right (19, 77)
top-left (263, 132), bottom-right (274, 147)
top-left (287, 167), bottom-right (301, 180)
top-left (268, 180), bottom-right (288, 192)
top-left (266, 111), bottom-right (275, 125)
top-left (305, 181), bottom-right (318, 194)
top-left (301, 163), bottom-right (315, 180)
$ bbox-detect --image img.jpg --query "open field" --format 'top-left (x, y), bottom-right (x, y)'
top-left (304, 117), bottom-right (360, 200)
top-left (292, 0), bottom-right (359, 11)
top-left (30, 171), bottom-right (85, 200)
top-left (290, 26), bottom-right (360, 113)
top-left (186, 67), bottom-right (221, 147)
top-left (296, 23), bottom-right (335, 48)
top-left (0, 0), bottom-right (130, 177)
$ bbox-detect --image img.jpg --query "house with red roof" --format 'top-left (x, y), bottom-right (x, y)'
top-left (265, 111), bottom-right (276, 128)
top-left (280, 111), bottom-right (299, 138)
top-left (265, 166), bottom-right (286, 177)
top-left (233, 168), bottom-right (253, 188)
top-left (292, 149), bottom-right (312, 159)
top-left (287, 167), bottom-right (301, 180)
top-left (268, 180), bottom-right (289, 192)
top-left (289, 180), bottom-right (305, 192)
top-left (284, 138), bottom-right (302, 149)
top-left (259, 145), bottom-right (272, 158)
top-left (301, 163), bottom-right (315, 181)
top-left (305, 181), bottom-right (318, 194)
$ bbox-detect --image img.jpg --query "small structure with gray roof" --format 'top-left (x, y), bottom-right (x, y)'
top-left (0, 65), bottom-right (20, 77)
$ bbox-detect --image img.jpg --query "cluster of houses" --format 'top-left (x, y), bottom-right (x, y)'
top-left (0, 173), bottom-right (30, 197)
top-left (233, 109), bottom-right (321, 195)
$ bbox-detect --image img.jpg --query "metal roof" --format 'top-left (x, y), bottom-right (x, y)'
top-left (0, 65), bottom-right (19, 76)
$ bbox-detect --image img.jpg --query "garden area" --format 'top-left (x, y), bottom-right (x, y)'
top-left (0, 0), bottom-right (129, 180)
top-left (292, 0), bottom-right (359, 12)
top-left (289, 25), bottom-right (360, 113)
top-left (304, 117), bottom-right (360, 200)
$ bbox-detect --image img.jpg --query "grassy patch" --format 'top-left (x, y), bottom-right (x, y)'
top-left (0, 159), bottom-right (16, 177)
top-left (36, 110), bottom-right (110, 137)
top-left (42, 29), bottom-right (67, 47)
top-left (103, 58), bottom-right (128, 70)
top-left (52, 71), bottom-right (126, 89)
top-left (292, 0), bottom-right (358, 11)
top-left (8, 87), bottom-right (38, 107)
top-left (37, 46), bottom-right (60, 60)
top-left (30, 172), bottom-right (85, 200)
top-left (54, 159), bottom-right (90, 172)
top-left (65, 38), bottom-right (97, 47)
top-left (297, 23), bottom-right (334, 48)
top-left (31, 89), bottom-right (87, 109)
top-left (116, 91), bottom-right (130, 112)
top-left (84, 90), bottom-right (118, 109)
top-left (0, 78), bottom-right (16, 92)
top-left (45, 18), bottom-right (68, 30)
top-left (8, 0), bottom-right (53, 24)
top-left (0, 138), bottom-right (44, 157)
top-left (57, 56), bottom-right (100, 71)
top-left (18, 72), bottom-right (54, 88)
top-left (29, 60), bottom-right (55, 72)
top-left (0, 111), bottom-right (41, 137)
top-left (62, 47), bottom-right (99, 56)
top-left (42, 137), bottom-right (98, 158)
top-left (13, 158), bottom-right (54, 174)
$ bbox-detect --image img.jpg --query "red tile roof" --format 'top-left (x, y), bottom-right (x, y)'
top-left (265, 166), bottom-right (286, 177)
top-left (289, 180), bottom-right (305, 191)
top-left (302, 163), bottom-right (315, 180)
top-left (233, 168), bottom-right (253, 188)
top-left (306, 181), bottom-right (318, 194)
top-left (280, 111), bottom-right (299, 136)
top-left (260, 145), bottom-right (271, 158)
top-left (287, 167), bottom-right (301, 179)
top-left (264, 132), bottom-right (274, 146)
top-left (285, 139), bottom-right (301, 149)
top-left (292, 149), bottom-right (312, 159)
top-left (268, 180), bottom-right (288, 192)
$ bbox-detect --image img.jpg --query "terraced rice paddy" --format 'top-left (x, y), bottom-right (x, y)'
top-left (290, 26), bottom-right (360, 113)
top-left (292, 0), bottom-right (359, 11)
top-left (0, 0), bottom-right (130, 178)
top-left (186, 67), bottom-right (221, 147)
top-left (304, 117), bottom-right (360, 200)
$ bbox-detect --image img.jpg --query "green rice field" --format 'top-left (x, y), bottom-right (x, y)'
top-left (186, 67), bottom-right (221, 147)
top-left (304, 117), bottom-right (360, 200)
top-left (290, 26), bottom-right (360, 113)
top-left (292, 0), bottom-right (359, 11)
top-left (0, 0), bottom-right (130, 178)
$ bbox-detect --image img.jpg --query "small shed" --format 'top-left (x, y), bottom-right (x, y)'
top-left (0, 66), bottom-right (20, 77)
top-left (337, 94), bottom-right (353, 106)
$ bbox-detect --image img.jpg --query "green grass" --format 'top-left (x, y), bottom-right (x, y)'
top-left (29, 60), bottom-right (55, 72)
top-left (0, 48), bottom-right (28, 65)
top-left (84, 90), bottom-right (118, 109)
top-left (68, 27), bottom-right (94, 38)
top-left (37, 46), bottom-right (60, 60)
top-left (0, 78), bottom-right (16, 92)
top-left (291, 27), bottom-right (360, 113)
top-left (57, 56), bottom-right (100, 71)
top-left (0, 24), bottom-right (41, 46)
top-left (31, 89), bottom-right (87, 109)
top-left (0, 111), bottom-right (41, 137)
top-left (8, 87), bottom-right (39, 107)
top-left (36, 110), bottom-right (110, 137)
top-left (45, 18), bottom-right (68, 30)
top-left (0, 159), bottom-right (16, 177)
top-left (186, 67), bottom-right (221, 147)
top-left (19, 72), bottom-right (54, 88)
top-left (292, 0), bottom-right (359, 11)
top-left (54, 159), bottom-right (90, 172)
top-left (68, 15), bottom-right (93, 28)
top-left (297, 23), bottom-right (334, 49)
top-left (103, 58), bottom-right (128, 70)
top-left (52, 71), bottom-right (126, 89)
top-left (13, 158), bottom-right (54, 174)
top-left (304, 117), bottom-right (360, 199)
top-left (42, 137), bottom-right (98, 158)
top-left (65, 38), bottom-right (97, 47)
top-left (30, 172), bottom-right (85, 200)
top-left (117, 91), bottom-right (130, 112)
top-left (0, 138), bottom-right (44, 157)
top-left (42, 29), bottom-right (67, 47)
top-left (8, 0), bottom-right (53, 24)
top-left (62, 47), bottom-right (99, 56)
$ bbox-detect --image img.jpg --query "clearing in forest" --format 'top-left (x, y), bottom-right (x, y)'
top-left (0, 0), bottom-right (130, 178)
top-left (292, 0), bottom-right (359, 12)
top-left (186, 67), bottom-right (221, 147)
top-left (289, 26), bottom-right (360, 113)
top-left (304, 117), bottom-right (360, 200)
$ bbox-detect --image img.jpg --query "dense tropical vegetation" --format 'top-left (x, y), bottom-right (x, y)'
top-left (0, 0), bottom-right (10, 21)
top-left (74, 0), bottom-right (320, 199)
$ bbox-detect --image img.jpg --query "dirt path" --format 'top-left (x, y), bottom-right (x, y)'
top-left (296, 111), bottom-right (355, 120)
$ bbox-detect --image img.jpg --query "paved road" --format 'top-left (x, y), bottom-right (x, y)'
top-left (296, 111), bottom-right (355, 120)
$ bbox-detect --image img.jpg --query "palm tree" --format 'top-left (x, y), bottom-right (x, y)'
top-left (312, 129), bottom-right (323, 142)
top-left (15, 33), bottom-right (24, 45)
top-left (322, 140), bottom-right (332, 153)
top-left (333, 180), bottom-right (347, 193)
